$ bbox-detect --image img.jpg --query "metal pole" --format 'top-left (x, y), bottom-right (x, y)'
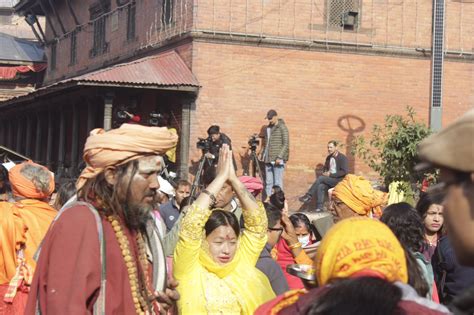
top-left (178, 100), bottom-right (192, 180)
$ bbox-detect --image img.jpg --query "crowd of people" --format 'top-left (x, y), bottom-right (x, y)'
top-left (0, 108), bottom-right (473, 315)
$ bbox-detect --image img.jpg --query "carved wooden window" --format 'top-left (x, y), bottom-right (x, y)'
top-left (162, 0), bottom-right (174, 27)
top-left (70, 31), bottom-right (77, 65)
top-left (126, 1), bottom-right (136, 41)
top-left (89, 1), bottom-right (110, 57)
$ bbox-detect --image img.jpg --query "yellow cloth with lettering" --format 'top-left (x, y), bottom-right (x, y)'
top-left (332, 174), bottom-right (387, 217)
top-left (173, 203), bottom-right (275, 314)
top-left (315, 217), bottom-right (408, 286)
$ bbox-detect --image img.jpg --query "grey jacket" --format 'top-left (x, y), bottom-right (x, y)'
top-left (256, 243), bottom-right (289, 295)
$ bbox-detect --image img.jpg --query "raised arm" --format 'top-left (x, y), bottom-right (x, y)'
top-left (173, 146), bottom-right (229, 276)
top-left (227, 152), bottom-right (267, 265)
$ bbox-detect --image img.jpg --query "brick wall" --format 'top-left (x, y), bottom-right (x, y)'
top-left (43, 0), bottom-right (193, 84)
top-left (194, 0), bottom-right (473, 51)
top-left (40, 0), bottom-right (473, 85)
top-left (189, 41), bottom-right (473, 209)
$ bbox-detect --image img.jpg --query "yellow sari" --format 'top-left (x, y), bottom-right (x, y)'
top-left (173, 203), bottom-right (275, 314)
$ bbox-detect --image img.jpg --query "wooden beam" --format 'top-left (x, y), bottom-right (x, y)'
top-left (35, 113), bottom-right (43, 162)
top-left (31, 7), bottom-right (47, 42)
top-left (178, 100), bottom-right (192, 180)
top-left (15, 118), bottom-right (23, 154)
top-left (57, 108), bottom-right (66, 176)
top-left (87, 100), bottom-right (96, 133)
top-left (103, 93), bottom-right (114, 131)
top-left (46, 111), bottom-right (54, 169)
top-left (7, 121), bottom-right (13, 149)
top-left (65, 0), bottom-right (80, 26)
top-left (0, 121), bottom-right (4, 146)
top-left (47, 0), bottom-right (67, 34)
top-left (37, 0), bottom-right (58, 38)
top-left (70, 104), bottom-right (79, 176)
top-left (25, 115), bottom-right (33, 157)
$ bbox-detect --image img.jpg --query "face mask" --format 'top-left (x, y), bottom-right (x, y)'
top-left (298, 235), bottom-right (311, 248)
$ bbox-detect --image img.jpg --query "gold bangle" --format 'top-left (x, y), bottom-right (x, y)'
top-left (289, 242), bottom-right (302, 249)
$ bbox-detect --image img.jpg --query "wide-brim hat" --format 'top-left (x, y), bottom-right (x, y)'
top-left (416, 109), bottom-right (474, 173)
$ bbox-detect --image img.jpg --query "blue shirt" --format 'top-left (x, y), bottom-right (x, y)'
top-left (159, 199), bottom-right (180, 232)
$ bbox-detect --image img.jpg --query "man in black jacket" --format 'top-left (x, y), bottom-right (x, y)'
top-left (299, 140), bottom-right (348, 212)
top-left (205, 125), bottom-right (233, 166)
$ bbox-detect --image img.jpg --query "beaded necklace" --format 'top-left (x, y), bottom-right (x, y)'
top-left (107, 215), bottom-right (154, 315)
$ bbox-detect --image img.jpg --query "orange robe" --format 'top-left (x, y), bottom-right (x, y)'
top-left (0, 200), bottom-right (56, 285)
top-left (0, 200), bottom-right (56, 315)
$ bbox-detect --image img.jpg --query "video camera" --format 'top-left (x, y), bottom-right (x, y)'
top-left (149, 112), bottom-right (164, 126)
top-left (248, 134), bottom-right (260, 151)
top-left (196, 137), bottom-right (212, 152)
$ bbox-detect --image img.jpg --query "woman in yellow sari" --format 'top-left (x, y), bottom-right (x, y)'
top-left (173, 145), bottom-right (275, 314)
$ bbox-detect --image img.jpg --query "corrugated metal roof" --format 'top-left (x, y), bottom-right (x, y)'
top-left (75, 50), bottom-right (199, 87)
top-left (0, 32), bottom-right (45, 63)
top-left (0, 50), bottom-right (199, 107)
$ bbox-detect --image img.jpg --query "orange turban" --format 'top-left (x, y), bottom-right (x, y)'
top-left (9, 161), bottom-right (55, 199)
top-left (315, 217), bottom-right (408, 286)
top-left (77, 124), bottom-right (178, 190)
top-left (332, 174), bottom-right (387, 217)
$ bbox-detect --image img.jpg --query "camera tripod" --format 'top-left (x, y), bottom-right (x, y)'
top-left (190, 153), bottom-right (213, 199)
top-left (249, 148), bottom-right (264, 184)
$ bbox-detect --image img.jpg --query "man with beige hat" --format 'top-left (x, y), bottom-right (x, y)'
top-left (417, 109), bottom-right (474, 266)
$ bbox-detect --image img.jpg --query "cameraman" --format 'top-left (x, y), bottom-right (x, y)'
top-left (205, 125), bottom-right (232, 162)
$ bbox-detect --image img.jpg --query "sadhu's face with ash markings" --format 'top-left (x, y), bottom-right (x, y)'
top-left (106, 155), bottom-right (162, 229)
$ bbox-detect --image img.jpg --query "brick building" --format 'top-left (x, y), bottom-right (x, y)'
top-left (0, 0), bottom-right (46, 101)
top-left (0, 0), bottom-right (472, 208)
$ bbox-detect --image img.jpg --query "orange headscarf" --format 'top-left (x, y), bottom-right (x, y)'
top-left (315, 217), bottom-right (408, 286)
top-left (77, 123), bottom-right (178, 190)
top-left (332, 174), bottom-right (387, 217)
top-left (9, 161), bottom-right (55, 199)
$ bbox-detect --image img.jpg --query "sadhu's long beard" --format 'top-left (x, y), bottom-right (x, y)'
top-left (122, 202), bottom-right (153, 233)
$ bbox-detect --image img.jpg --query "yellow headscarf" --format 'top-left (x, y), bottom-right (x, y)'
top-left (77, 124), bottom-right (178, 190)
top-left (332, 174), bottom-right (387, 217)
top-left (174, 205), bottom-right (275, 314)
top-left (315, 217), bottom-right (408, 286)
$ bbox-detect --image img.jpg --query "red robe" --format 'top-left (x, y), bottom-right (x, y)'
top-left (24, 205), bottom-right (150, 314)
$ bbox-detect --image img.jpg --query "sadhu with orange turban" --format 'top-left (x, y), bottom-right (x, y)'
top-left (330, 174), bottom-right (387, 221)
top-left (0, 161), bottom-right (56, 314)
top-left (25, 123), bottom-right (180, 315)
top-left (255, 218), bottom-right (450, 314)
top-left (77, 123), bottom-right (178, 190)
